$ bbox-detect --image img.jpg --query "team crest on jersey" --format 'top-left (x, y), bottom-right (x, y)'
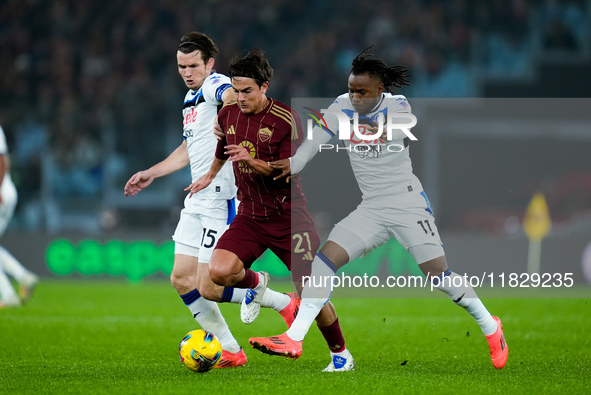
top-left (239, 140), bottom-right (256, 158)
top-left (227, 125), bottom-right (236, 135)
top-left (258, 127), bottom-right (272, 142)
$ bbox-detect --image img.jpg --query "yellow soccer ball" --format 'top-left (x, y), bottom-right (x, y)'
top-left (179, 329), bottom-right (222, 373)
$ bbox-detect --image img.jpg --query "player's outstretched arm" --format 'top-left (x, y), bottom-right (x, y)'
top-left (186, 157), bottom-right (226, 197)
top-left (268, 125), bottom-right (332, 181)
top-left (124, 141), bottom-right (190, 197)
top-left (124, 170), bottom-right (155, 196)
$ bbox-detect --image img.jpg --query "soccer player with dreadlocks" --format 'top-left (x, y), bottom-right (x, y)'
top-left (249, 48), bottom-right (508, 371)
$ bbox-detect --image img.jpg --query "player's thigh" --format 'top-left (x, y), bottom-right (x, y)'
top-left (386, 191), bottom-right (444, 255)
top-left (173, 206), bottom-right (230, 264)
top-left (215, 215), bottom-right (267, 269)
top-left (271, 207), bottom-right (320, 284)
top-left (171, 252), bottom-right (199, 285)
top-left (328, 206), bottom-right (390, 264)
top-left (172, 209), bottom-right (203, 254)
top-left (198, 215), bottom-right (231, 264)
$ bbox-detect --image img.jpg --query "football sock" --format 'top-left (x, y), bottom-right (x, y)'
top-left (434, 270), bottom-right (498, 336)
top-left (181, 289), bottom-right (241, 353)
top-left (287, 252), bottom-right (336, 341)
top-left (233, 268), bottom-right (259, 289)
top-left (318, 318), bottom-right (346, 353)
top-left (0, 246), bottom-right (28, 282)
top-left (259, 289), bottom-right (290, 312)
top-left (220, 286), bottom-right (247, 304)
top-left (0, 268), bottom-right (19, 304)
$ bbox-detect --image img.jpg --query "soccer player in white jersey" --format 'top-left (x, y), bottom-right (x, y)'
top-left (124, 32), bottom-right (300, 368)
top-left (0, 124), bottom-right (38, 308)
top-left (249, 48), bottom-right (508, 371)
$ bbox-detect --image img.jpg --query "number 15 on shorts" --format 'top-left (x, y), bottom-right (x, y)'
top-left (201, 228), bottom-right (218, 248)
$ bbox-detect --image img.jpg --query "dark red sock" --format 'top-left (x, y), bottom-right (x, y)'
top-left (318, 319), bottom-right (346, 353)
top-left (233, 268), bottom-right (259, 289)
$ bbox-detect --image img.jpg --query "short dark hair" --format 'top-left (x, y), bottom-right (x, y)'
top-left (351, 46), bottom-right (411, 93)
top-left (178, 32), bottom-right (218, 62)
top-left (229, 48), bottom-right (273, 87)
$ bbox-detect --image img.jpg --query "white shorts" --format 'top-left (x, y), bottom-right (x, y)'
top-left (172, 198), bottom-right (236, 263)
top-left (328, 190), bottom-right (444, 264)
top-left (0, 176), bottom-right (17, 236)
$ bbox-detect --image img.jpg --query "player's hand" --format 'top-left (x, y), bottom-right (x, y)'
top-left (225, 144), bottom-right (252, 163)
top-left (124, 171), bottom-right (154, 196)
top-left (268, 158), bottom-right (292, 183)
top-left (185, 174), bottom-right (213, 198)
top-left (366, 120), bottom-right (386, 141)
top-left (213, 117), bottom-right (224, 141)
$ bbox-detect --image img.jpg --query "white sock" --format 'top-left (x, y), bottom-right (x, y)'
top-left (221, 287), bottom-right (247, 304)
top-left (260, 289), bottom-right (290, 312)
top-left (182, 290), bottom-right (241, 353)
top-left (287, 253), bottom-right (336, 341)
top-left (0, 269), bottom-right (19, 304)
top-left (434, 271), bottom-right (498, 336)
top-left (0, 246), bottom-right (28, 283)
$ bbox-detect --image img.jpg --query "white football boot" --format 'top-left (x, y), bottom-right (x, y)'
top-left (323, 349), bottom-right (355, 372)
top-left (240, 271), bottom-right (269, 324)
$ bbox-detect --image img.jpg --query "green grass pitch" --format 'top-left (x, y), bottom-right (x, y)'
top-left (1, 279), bottom-right (590, 394)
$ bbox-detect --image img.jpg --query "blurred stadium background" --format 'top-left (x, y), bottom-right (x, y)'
top-left (1, 0), bottom-right (590, 284)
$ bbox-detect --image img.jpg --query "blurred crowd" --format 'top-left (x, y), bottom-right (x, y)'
top-left (0, 0), bottom-right (589, 230)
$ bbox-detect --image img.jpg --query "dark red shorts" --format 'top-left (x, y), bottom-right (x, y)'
top-left (215, 206), bottom-right (320, 281)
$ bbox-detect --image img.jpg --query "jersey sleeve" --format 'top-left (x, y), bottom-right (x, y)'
top-left (214, 136), bottom-right (228, 160)
top-left (215, 106), bottom-right (230, 160)
top-left (203, 73), bottom-right (232, 105)
top-left (321, 96), bottom-right (346, 136)
top-left (386, 95), bottom-right (415, 141)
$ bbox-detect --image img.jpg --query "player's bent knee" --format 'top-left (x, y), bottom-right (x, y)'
top-left (418, 256), bottom-right (448, 278)
top-left (170, 273), bottom-right (193, 294)
top-left (208, 265), bottom-right (231, 287)
top-left (196, 277), bottom-right (222, 302)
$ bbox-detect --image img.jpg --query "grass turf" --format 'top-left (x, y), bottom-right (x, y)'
top-left (0, 279), bottom-right (590, 394)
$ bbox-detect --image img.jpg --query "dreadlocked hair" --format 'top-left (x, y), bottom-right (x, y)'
top-left (229, 48), bottom-right (274, 87)
top-left (351, 46), bottom-right (411, 93)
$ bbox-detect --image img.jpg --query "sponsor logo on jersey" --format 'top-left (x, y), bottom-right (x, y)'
top-left (258, 127), bottom-right (272, 142)
top-left (236, 141), bottom-right (258, 174)
top-left (227, 125), bottom-right (236, 135)
top-left (183, 108), bottom-right (199, 126)
top-left (239, 140), bottom-right (256, 158)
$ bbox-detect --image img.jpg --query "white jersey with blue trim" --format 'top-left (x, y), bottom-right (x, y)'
top-left (322, 93), bottom-right (422, 201)
top-left (182, 72), bottom-right (236, 202)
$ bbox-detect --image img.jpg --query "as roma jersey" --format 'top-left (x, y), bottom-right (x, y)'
top-left (216, 98), bottom-right (306, 219)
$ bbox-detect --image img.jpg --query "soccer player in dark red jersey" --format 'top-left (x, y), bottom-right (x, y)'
top-left (187, 49), bottom-right (351, 370)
